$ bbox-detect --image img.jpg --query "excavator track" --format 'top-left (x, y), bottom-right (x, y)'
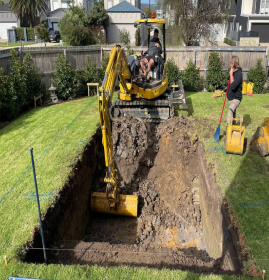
top-left (110, 98), bottom-right (174, 121)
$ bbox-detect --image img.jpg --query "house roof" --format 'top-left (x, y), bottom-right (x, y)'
top-left (107, 1), bottom-right (141, 13)
top-left (47, 8), bottom-right (68, 18)
top-left (0, 4), bottom-right (11, 12)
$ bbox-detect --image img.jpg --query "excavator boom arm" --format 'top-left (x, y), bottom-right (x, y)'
top-left (93, 46), bottom-right (138, 217)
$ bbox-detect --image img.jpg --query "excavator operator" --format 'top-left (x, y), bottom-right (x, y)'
top-left (140, 29), bottom-right (162, 78)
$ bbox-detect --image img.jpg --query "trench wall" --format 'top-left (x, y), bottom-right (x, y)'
top-left (198, 145), bottom-right (242, 272)
top-left (25, 129), bottom-right (103, 260)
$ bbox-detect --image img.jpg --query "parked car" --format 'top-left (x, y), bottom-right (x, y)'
top-left (49, 30), bottom-right (61, 43)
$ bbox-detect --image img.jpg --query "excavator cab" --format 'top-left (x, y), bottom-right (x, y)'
top-left (131, 15), bottom-right (167, 82)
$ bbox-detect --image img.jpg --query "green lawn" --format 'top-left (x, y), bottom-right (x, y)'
top-left (185, 92), bottom-right (269, 274)
top-left (0, 42), bottom-right (36, 47)
top-left (0, 93), bottom-right (268, 279)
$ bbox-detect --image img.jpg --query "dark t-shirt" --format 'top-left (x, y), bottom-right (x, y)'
top-left (228, 67), bottom-right (243, 101)
top-left (145, 38), bottom-right (162, 57)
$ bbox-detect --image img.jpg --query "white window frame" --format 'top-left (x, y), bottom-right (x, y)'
top-left (260, 0), bottom-right (269, 14)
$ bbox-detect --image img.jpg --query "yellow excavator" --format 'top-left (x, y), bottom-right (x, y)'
top-left (91, 15), bottom-right (187, 217)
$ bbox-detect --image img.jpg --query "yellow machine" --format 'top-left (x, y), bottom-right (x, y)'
top-left (211, 90), bottom-right (224, 99)
top-left (226, 117), bottom-right (245, 155)
top-left (91, 15), bottom-right (187, 217)
top-left (249, 117), bottom-right (269, 157)
top-left (242, 82), bottom-right (254, 96)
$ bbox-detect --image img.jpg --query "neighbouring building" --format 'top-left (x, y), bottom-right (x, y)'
top-left (48, 0), bottom-right (100, 13)
top-left (227, 0), bottom-right (269, 43)
top-left (47, 8), bottom-right (68, 31)
top-left (0, 4), bottom-right (19, 39)
top-left (106, 1), bottom-right (141, 44)
top-left (104, 0), bottom-right (141, 10)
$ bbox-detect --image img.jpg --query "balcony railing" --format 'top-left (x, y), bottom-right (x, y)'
top-left (227, 30), bottom-right (259, 41)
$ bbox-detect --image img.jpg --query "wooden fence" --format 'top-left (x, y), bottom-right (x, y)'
top-left (0, 48), bottom-right (16, 73)
top-left (22, 46), bottom-right (102, 87)
top-left (103, 46), bottom-right (268, 80)
top-left (0, 45), bottom-right (267, 87)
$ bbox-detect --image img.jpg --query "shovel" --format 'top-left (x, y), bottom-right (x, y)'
top-left (214, 79), bottom-right (230, 142)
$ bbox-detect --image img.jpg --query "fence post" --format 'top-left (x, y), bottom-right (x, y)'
top-left (24, 28), bottom-right (27, 42)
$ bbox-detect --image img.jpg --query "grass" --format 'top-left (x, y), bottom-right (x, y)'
top-left (0, 42), bottom-right (36, 47)
top-left (0, 92), bottom-right (268, 279)
top-left (184, 92), bottom-right (269, 274)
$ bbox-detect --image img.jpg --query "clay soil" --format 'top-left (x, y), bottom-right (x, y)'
top-left (47, 116), bottom-right (240, 274)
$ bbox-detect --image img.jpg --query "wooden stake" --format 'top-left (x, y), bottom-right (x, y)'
top-left (262, 270), bottom-right (266, 280)
top-left (4, 256), bottom-right (7, 266)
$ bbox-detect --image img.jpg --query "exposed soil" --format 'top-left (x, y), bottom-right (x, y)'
top-left (36, 116), bottom-right (242, 274)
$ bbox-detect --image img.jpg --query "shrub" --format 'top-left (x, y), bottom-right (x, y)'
top-left (35, 24), bottom-right (49, 42)
top-left (15, 27), bottom-right (25, 41)
top-left (135, 26), bottom-right (141, 46)
top-left (206, 52), bottom-right (227, 92)
top-left (166, 58), bottom-right (180, 86)
top-left (0, 68), bottom-right (14, 120)
top-left (8, 50), bottom-right (28, 113)
top-left (68, 25), bottom-right (93, 46)
top-left (24, 53), bottom-right (45, 101)
top-left (182, 61), bottom-right (202, 92)
top-left (26, 28), bottom-right (35, 40)
top-left (224, 37), bottom-right (236, 46)
top-left (119, 28), bottom-right (130, 45)
top-left (0, 50), bottom-right (44, 121)
top-left (58, 4), bottom-right (88, 45)
top-left (247, 59), bottom-right (267, 94)
top-left (54, 54), bottom-right (78, 100)
top-left (79, 56), bottom-right (100, 95)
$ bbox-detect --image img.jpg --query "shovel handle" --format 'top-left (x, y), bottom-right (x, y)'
top-left (219, 79), bottom-right (230, 124)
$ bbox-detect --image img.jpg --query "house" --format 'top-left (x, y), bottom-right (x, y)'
top-left (48, 0), bottom-right (99, 13)
top-left (106, 1), bottom-right (141, 44)
top-left (104, 0), bottom-right (141, 10)
top-left (0, 4), bottom-right (19, 39)
top-left (47, 8), bottom-right (68, 31)
top-left (227, 0), bottom-right (269, 43)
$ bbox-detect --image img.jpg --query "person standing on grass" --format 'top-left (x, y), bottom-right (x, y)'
top-left (227, 55), bottom-right (243, 125)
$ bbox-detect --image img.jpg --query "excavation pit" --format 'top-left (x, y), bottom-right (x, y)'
top-left (24, 117), bottom-right (245, 275)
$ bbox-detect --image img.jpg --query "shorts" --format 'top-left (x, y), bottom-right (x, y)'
top-left (144, 55), bottom-right (154, 62)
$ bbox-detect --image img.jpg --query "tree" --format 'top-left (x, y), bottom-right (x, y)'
top-left (35, 23), bottom-right (49, 42)
top-left (144, 7), bottom-right (154, 18)
top-left (159, 0), bottom-right (230, 46)
top-left (206, 52), bottom-right (228, 92)
top-left (0, 0), bottom-right (4, 6)
top-left (9, 0), bottom-right (48, 27)
top-left (58, 4), bottom-right (93, 46)
top-left (54, 54), bottom-right (78, 100)
top-left (86, 0), bottom-right (109, 29)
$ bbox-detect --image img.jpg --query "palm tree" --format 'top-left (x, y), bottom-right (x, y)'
top-left (9, 0), bottom-right (48, 27)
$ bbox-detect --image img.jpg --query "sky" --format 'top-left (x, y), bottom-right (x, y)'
top-left (141, 0), bottom-right (156, 4)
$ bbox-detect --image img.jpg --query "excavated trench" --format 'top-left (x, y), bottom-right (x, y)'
top-left (24, 116), bottom-right (246, 275)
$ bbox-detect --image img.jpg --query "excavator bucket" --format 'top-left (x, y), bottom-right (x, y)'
top-left (225, 117), bottom-right (245, 155)
top-left (91, 192), bottom-right (138, 217)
